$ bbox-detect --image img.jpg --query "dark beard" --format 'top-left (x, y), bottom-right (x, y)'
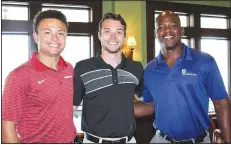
top-left (164, 41), bottom-right (181, 50)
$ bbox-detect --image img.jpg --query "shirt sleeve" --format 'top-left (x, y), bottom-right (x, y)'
top-left (142, 84), bottom-right (154, 103)
top-left (142, 69), bottom-right (154, 103)
top-left (2, 70), bottom-right (27, 121)
top-left (204, 56), bottom-right (228, 100)
top-left (134, 62), bottom-right (144, 97)
top-left (73, 63), bottom-right (85, 106)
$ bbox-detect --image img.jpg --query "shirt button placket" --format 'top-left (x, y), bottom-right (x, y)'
top-left (113, 69), bottom-right (118, 84)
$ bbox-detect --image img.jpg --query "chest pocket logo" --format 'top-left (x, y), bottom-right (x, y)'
top-left (182, 69), bottom-right (197, 76)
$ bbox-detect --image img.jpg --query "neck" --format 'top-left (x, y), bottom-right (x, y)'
top-left (37, 52), bottom-right (60, 70)
top-left (101, 50), bottom-right (122, 68)
top-left (161, 44), bottom-right (183, 61)
top-left (161, 43), bottom-right (183, 68)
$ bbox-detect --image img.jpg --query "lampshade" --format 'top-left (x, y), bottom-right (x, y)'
top-left (127, 36), bottom-right (137, 47)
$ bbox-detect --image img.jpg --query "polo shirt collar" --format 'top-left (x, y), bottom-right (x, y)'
top-left (97, 53), bottom-right (127, 69)
top-left (156, 43), bottom-right (192, 64)
top-left (31, 52), bottom-right (67, 72)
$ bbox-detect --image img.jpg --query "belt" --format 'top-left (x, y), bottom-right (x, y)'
top-left (86, 133), bottom-right (132, 143)
top-left (156, 130), bottom-right (208, 143)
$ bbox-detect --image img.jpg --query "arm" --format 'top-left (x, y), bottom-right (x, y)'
top-left (204, 57), bottom-right (230, 142)
top-left (2, 120), bottom-right (20, 143)
top-left (2, 70), bottom-right (27, 143)
top-left (213, 98), bottom-right (231, 142)
top-left (134, 101), bottom-right (154, 118)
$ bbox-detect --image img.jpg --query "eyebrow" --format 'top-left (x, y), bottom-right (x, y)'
top-left (102, 28), bottom-right (124, 31)
top-left (41, 28), bottom-right (66, 32)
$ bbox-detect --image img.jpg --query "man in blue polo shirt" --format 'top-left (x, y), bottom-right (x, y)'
top-left (134, 10), bottom-right (230, 143)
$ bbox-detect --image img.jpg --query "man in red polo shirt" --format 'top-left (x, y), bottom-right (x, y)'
top-left (2, 10), bottom-right (76, 143)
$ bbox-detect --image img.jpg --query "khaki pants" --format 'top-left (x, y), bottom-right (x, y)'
top-left (150, 131), bottom-right (211, 143)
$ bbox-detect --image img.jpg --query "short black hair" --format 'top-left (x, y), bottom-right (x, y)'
top-left (156, 10), bottom-right (181, 26)
top-left (98, 12), bottom-right (127, 37)
top-left (33, 10), bottom-right (68, 33)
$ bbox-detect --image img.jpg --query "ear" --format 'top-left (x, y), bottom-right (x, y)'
top-left (33, 31), bottom-right (38, 44)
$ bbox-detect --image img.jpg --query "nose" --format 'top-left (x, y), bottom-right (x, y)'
top-left (163, 25), bottom-right (172, 32)
top-left (50, 33), bottom-right (58, 41)
top-left (110, 32), bottom-right (116, 39)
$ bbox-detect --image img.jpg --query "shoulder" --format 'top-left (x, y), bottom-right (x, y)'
top-left (190, 48), bottom-right (215, 63)
top-left (145, 58), bottom-right (158, 71)
top-left (4, 61), bottom-right (31, 82)
top-left (74, 57), bottom-right (95, 69)
top-left (65, 61), bottom-right (74, 70)
top-left (126, 59), bottom-right (144, 73)
top-left (73, 57), bottom-right (97, 75)
top-left (12, 61), bottom-right (32, 75)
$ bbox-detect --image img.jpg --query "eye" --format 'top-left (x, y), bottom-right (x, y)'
top-left (170, 23), bottom-right (177, 28)
top-left (117, 31), bottom-right (124, 35)
top-left (103, 30), bottom-right (111, 35)
top-left (58, 32), bottom-right (65, 35)
top-left (44, 31), bottom-right (51, 35)
top-left (157, 25), bottom-right (165, 31)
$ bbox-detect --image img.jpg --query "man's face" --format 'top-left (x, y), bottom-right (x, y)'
top-left (98, 19), bottom-right (125, 54)
top-left (155, 13), bottom-right (183, 50)
top-left (33, 18), bottom-right (67, 57)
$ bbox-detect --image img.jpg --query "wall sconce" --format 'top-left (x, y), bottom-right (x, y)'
top-left (127, 36), bottom-right (137, 60)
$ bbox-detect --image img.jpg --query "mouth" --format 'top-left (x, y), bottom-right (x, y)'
top-left (107, 42), bottom-right (118, 45)
top-left (164, 35), bottom-right (174, 40)
top-left (48, 44), bottom-right (59, 47)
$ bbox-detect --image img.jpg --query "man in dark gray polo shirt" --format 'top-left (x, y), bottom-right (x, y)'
top-left (73, 12), bottom-right (143, 143)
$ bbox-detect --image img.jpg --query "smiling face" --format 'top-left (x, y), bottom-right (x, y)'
top-left (155, 11), bottom-right (183, 50)
top-left (33, 18), bottom-right (67, 57)
top-left (98, 19), bottom-right (125, 54)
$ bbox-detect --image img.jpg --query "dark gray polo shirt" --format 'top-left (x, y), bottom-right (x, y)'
top-left (73, 54), bottom-right (143, 138)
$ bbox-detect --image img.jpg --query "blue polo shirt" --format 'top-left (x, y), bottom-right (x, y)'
top-left (142, 43), bottom-right (228, 140)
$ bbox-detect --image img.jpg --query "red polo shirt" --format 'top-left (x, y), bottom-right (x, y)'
top-left (2, 52), bottom-right (76, 143)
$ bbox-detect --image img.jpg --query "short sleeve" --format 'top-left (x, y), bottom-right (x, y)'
top-left (142, 70), bottom-right (154, 103)
top-left (2, 70), bottom-right (28, 121)
top-left (134, 62), bottom-right (144, 97)
top-left (204, 56), bottom-right (228, 100)
top-left (73, 63), bottom-right (85, 106)
top-left (142, 84), bottom-right (154, 103)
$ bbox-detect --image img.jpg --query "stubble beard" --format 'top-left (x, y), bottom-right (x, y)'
top-left (103, 46), bottom-right (121, 54)
top-left (161, 39), bottom-right (181, 51)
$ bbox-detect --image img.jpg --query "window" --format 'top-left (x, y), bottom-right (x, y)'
top-left (62, 36), bottom-right (91, 66)
top-left (73, 106), bottom-right (83, 133)
top-left (42, 3), bottom-right (91, 22)
top-left (201, 38), bottom-right (229, 92)
top-left (201, 14), bottom-right (228, 29)
top-left (2, 34), bottom-right (29, 89)
top-left (201, 38), bottom-right (229, 113)
top-left (2, 2), bottom-right (28, 20)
